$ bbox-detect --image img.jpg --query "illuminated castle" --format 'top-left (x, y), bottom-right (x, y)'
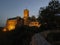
top-left (23, 9), bottom-right (41, 27)
top-left (3, 9), bottom-right (41, 31)
top-left (24, 9), bottom-right (29, 25)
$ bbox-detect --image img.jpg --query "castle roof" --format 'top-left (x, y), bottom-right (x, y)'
top-left (8, 16), bottom-right (22, 20)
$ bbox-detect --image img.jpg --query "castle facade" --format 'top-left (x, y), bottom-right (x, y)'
top-left (3, 9), bottom-right (41, 31)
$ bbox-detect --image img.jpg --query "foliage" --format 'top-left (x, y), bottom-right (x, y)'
top-left (38, 0), bottom-right (60, 29)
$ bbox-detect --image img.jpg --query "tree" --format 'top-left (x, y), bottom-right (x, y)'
top-left (48, 0), bottom-right (60, 14)
top-left (38, 0), bottom-right (60, 29)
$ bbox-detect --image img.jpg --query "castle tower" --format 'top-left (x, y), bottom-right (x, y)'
top-left (24, 9), bottom-right (29, 25)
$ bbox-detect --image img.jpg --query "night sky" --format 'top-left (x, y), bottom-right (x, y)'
top-left (0, 0), bottom-right (50, 27)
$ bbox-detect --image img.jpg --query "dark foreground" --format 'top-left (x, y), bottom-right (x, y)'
top-left (0, 26), bottom-right (60, 45)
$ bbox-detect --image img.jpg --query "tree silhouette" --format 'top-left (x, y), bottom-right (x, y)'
top-left (38, 0), bottom-right (60, 29)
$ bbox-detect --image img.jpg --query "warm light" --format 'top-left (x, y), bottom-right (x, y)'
top-left (24, 9), bottom-right (29, 17)
top-left (3, 28), bottom-right (7, 32)
top-left (8, 25), bottom-right (15, 31)
top-left (29, 22), bottom-right (41, 27)
top-left (6, 19), bottom-right (17, 31)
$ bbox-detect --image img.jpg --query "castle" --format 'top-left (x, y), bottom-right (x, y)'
top-left (3, 9), bottom-right (41, 31)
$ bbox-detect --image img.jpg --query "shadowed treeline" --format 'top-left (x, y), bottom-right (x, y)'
top-left (0, 25), bottom-right (42, 45)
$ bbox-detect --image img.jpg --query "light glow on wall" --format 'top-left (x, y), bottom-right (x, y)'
top-left (8, 25), bottom-right (15, 31)
top-left (6, 19), bottom-right (17, 31)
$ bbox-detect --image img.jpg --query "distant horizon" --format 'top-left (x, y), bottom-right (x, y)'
top-left (0, 0), bottom-right (51, 27)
